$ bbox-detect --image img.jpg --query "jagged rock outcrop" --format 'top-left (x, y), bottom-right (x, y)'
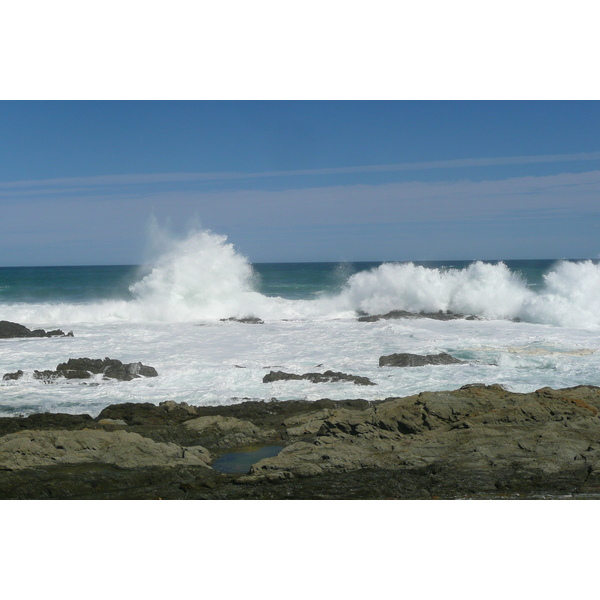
top-left (33, 370), bottom-right (61, 382)
top-left (3, 357), bottom-right (158, 382)
top-left (242, 385), bottom-right (600, 496)
top-left (379, 352), bottom-right (465, 367)
top-left (263, 369), bottom-right (376, 386)
top-left (0, 320), bottom-right (73, 338)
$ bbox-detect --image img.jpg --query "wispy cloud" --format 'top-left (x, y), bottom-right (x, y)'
top-left (2, 167), bottom-right (599, 264)
top-left (1, 151), bottom-right (600, 191)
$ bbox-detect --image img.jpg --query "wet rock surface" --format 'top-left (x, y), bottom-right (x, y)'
top-left (56, 358), bottom-right (158, 381)
top-left (2, 386), bottom-right (600, 499)
top-left (3, 370), bottom-right (24, 381)
top-left (263, 370), bottom-right (376, 386)
top-left (379, 352), bottom-right (466, 367)
top-left (0, 320), bottom-right (72, 339)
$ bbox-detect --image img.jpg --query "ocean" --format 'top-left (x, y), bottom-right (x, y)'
top-left (1, 229), bottom-right (600, 417)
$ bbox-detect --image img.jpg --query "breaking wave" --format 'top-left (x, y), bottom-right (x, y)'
top-left (338, 261), bottom-right (532, 318)
top-left (1, 228), bottom-right (600, 329)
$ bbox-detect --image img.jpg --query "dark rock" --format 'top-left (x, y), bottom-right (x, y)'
top-left (262, 371), bottom-right (304, 383)
top-left (47, 329), bottom-right (72, 337)
top-left (263, 369), bottom-right (376, 386)
top-left (0, 412), bottom-right (95, 437)
top-left (0, 321), bottom-right (38, 338)
top-left (97, 398), bottom-right (370, 433)
top-left (0, 320), bottom-right (70, 339)
top-left (220, 317), bottom-right (264, 324)
top-left (358, 310), bottom-right (415, 322)
top-left (379, 352), bottom-right (466, 367)
top-left (2, 370), bottom-right (23, 381)
top-left (358, 310), bottom-right (473, 322)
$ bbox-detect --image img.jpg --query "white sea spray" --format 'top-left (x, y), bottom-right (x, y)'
top-left (335, 260), bottom-right (533, 319)
top-left (518, 260), bottom-right (600, 328)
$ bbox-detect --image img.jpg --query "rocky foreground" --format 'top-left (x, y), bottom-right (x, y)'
top-left (2, 384), bottom-right (600, 499)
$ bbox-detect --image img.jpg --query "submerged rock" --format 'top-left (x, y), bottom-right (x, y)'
top-left (379, 352), bottom-right (465, 367)
top-left (33, 370), bottom-right (62, 383)
top-left (220, 317), bottom-right (264, 324)
top-left (358, 310), bottom-right (474, 322)
top-left (0, 320), bottom-right (72, 339)
top-left (263, 369), bottom-right (376, 386)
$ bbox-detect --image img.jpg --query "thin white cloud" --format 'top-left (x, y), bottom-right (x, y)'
top-left (1, 151), bottom-right (600, 191)
top-left (11, 167), bottom-right (592, 230)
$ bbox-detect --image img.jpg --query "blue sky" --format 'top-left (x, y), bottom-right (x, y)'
top-left (1, 101), bottom-right (599, 265)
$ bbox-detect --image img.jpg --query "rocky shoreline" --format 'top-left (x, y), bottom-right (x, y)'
top-left (2, 384), bottom-right (600, 499)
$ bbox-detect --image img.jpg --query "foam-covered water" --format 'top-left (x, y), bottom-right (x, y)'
top-left (1, 228), bottom-right (599, 416)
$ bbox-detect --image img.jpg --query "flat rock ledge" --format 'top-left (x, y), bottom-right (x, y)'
top-left (3, 385), bottom-right (600, 499)
top-left (0, 429), bottom-right (211, 470)
top-left (379, 352), bottom-right (465, 367)
top-left (3, 357), bottom-right (158, 382)
top-left (0, 320), bottom-right (73, 339)
top-left (263, 370), bottom-right (376, 386)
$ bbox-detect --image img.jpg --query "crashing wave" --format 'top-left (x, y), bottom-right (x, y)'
top-left (1, 228), bottom-right (599, 329)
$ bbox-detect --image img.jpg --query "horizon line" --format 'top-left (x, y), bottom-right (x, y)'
top-left (0, 257), bottom-right (596, 269)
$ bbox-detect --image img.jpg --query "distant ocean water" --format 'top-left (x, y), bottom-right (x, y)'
top-left (0, 258), bottom-right (566, 304)
top-left (1, 229), bottom-right (600, 417)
